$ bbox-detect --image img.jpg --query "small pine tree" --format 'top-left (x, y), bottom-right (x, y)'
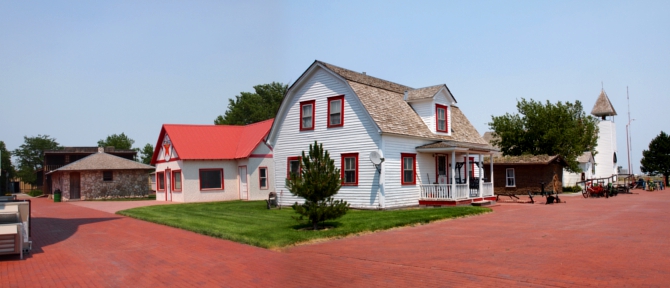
top-left (286, 141), bottom-right (349, 230)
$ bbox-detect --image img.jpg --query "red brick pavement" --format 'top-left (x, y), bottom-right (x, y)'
top-left (1, 189), bottom-right (669, 287)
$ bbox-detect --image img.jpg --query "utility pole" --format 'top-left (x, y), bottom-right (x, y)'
top-left (626, 86), bottom-right (635, 175)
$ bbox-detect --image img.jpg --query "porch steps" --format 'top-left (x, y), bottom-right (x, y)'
top-left (471, 200), bottom-right (493, 207)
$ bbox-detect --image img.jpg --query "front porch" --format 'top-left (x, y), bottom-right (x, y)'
top-left (419, 182), bottom-right (496, 206)
top-left (415, 141), bottom-right (498, 206)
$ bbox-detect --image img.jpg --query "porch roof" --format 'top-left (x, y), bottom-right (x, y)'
top-left (415, 141), bottom-right (498, 153)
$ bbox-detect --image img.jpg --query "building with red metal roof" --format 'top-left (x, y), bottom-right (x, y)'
top-left (151, 119), bottom-right (274, 202)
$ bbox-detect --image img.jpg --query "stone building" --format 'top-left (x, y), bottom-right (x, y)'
top-left (484, 154), bottom-right (567, 195)
top-left (41, 146), bottom-right (137, 195)
top-left (48, 147), bottom-right (154, 200)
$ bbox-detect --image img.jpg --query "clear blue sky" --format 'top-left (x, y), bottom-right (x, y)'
top-left (1, 0), bottom-right (668, 174)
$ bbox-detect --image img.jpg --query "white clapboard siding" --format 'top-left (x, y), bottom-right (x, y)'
top-left (593, 120), bottom-right (617, 179)
top-left (408, 89), bottom-right (454, 136)
top-left (412, 100), bottom-right (436, 134)
top-left (274, 68), bottom-right (382, 209)
top-left (381, 135), bottom-right (434, 208)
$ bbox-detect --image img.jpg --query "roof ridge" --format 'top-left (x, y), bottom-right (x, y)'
top-left (316, 60), bottom-right (413, 94)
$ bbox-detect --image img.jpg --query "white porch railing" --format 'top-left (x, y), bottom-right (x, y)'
top-left (420, 184), bottom-right (452, 199)
top-left (455, 184), bottom-right (469, 199)
top-left (482, 182), bottom-right (493, 197)
top-left (421, 183), bottom-right (494, 201)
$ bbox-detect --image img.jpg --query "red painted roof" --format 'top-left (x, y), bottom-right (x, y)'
top-left (150, 119), bottom-right (273, 164)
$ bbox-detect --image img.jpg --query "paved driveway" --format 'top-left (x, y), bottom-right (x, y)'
top-left (1, 190), bottom-right (669, 287)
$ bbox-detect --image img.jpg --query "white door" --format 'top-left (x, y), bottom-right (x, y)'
top-left (239, 166), bottom-right (248, 200)
top-left (165, 169), bottom-right (172, 201)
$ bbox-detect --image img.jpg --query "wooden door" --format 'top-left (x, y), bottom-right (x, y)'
top-left (239, 166), bottom-right (248, 200)
top-left (70, 172), bottom-right (81, 199)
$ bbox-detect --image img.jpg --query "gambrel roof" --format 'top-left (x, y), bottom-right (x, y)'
top-left (312, 61), bottom-right (488, 145)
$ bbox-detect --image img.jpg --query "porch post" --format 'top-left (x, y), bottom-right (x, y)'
top-left (490, 153), bottom-right (494, 187)
top-left (479, 153), bottom-right (483, 197)
top-left (451, 150), bottom-right (456, 198)
top-left (465, 151), bottom-right (470, 198)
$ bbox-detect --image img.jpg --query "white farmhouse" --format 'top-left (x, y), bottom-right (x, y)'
top-left (562, 152), bottom-right (595, 186)
top-left (267, 61), bottom-right (498, 209)
top-left (151, 119), bottom-right (274, 202)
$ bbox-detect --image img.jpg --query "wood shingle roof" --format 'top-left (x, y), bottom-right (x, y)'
top-left (591, 89), bottom-right (617, 117)
top-left (48, 152), bottom-right (154, 173)
top-left (316, 61), bottom-right (489, 146)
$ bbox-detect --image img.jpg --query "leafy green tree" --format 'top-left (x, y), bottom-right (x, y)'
top-left (640, 131), bottom-right (670, 186)
top-left (13, 135), bottom-right (62, 185)
top-left (286, 141), bottom-right (349, 230)
top-left (139, 143), bottom-right (154, 165)
top-left (0, 141), bottom-right (16, 193)
top-left (214, 82), bottom-right (288, 125)
top-left (98, 133), bottom-right (135, 150)
top-left (488, 98), bottom-right (599, 173)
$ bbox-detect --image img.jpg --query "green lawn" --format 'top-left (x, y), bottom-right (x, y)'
top-left (117, 201), bottom-right (490, 249)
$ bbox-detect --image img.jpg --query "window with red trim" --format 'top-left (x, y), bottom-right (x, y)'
top-left (287, 156), bottom-right (301, 179)
top-left (401, 153), bottom-right (416, 185)
top-left (259, 167), bottom-right (269, 189)
top-left (300, 100), bottom-right (315, 130)
top-left (157, 172), bottom-right (165, 191)
top-left (172, 170), bottom-right (182, 192)
top-left (436, 104), bottom-right (448, 133)
top-left (341, 153), bottom-right (358, 186)
top-left (199, 169), bottom-right (223, 190)
top-left (328, 95), bottom-right (344, 128)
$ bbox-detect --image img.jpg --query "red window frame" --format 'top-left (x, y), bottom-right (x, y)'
top-left (327, 95), bottom-right (344, 128)
top-left (341, 153), bottom-right (358, 186)
top-left (157, 172), bottom-right (165, 191)
top-left (199, 168), bottom-right (224, 190)
top-left (172, 170), bottom-right (182, 192)
top-left (259, 167), bottom-right (269, 190)
top-left (436, 104), bottom-right (448, 133)
top-left (287, 156), bottom-right (301, 179)
top-left (299, 100), bottom-right (315, 131)
top-left (401, 153), bottom-right (417, 185)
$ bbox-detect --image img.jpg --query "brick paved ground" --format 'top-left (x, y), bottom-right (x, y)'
top-left (1, 189), bottom-right (668, 287)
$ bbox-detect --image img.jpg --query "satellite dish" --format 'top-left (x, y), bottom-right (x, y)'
top-left (369, 151), bottom-right (383, 165)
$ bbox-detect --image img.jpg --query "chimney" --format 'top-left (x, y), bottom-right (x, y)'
top-left (362, 72), bottom-right (366, 75)
top-left (97, 147), bottom-right (104, 153)
top-left (404, 90), bottom-right (409, 101)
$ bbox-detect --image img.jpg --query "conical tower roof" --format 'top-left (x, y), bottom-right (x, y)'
top-left (591, 89), bottom-right (617, 117)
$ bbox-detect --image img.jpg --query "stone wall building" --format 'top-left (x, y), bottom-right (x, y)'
top-left (41, 146), bottom-right (137, 195)
top-left (48, 148), bottom-right (154, 201)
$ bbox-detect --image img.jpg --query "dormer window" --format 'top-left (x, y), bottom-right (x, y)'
top-left (436, 104), bottom-right (448, 133)
top-left (300, 100), bottom-right (315, 131)
top-left (327, 95), bottom-right (344, 128)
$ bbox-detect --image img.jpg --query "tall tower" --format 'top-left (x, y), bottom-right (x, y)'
top-left (591, 89), bottom-right (618, 179)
